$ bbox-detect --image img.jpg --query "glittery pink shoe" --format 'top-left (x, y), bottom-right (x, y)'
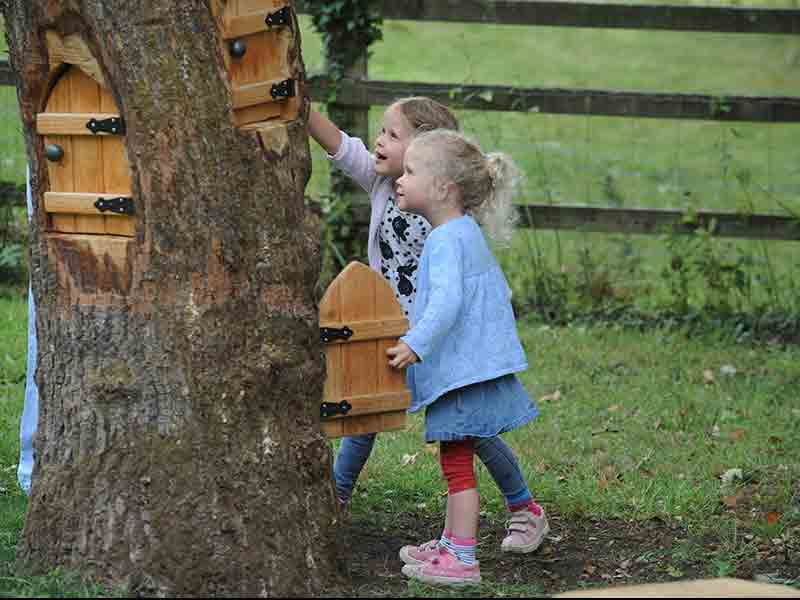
top-left (401, 548), bottom-right (481, 587)
top-left (398, 538), bottom-right (441, 566)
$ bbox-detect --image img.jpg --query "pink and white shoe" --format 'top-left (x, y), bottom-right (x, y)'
top-left (398, 539), bottom-right (441, 566)
top-left (401, 548), bottom-right (481, 587)
top-left (501, 506), bottom-right (550, 553)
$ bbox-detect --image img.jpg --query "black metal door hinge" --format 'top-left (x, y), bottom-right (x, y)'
top-left (270, 78), bottom-right (296, 100)
top-left (95, 196), bottom-right (135, 216)
top-left (321, 400), bottom-right (352, 419)
top-left (320, 326), bottom-right (353, 344)
top-left (265, 6), bottom-right (291, 28)
top-left (86, 117), bottom-right (125, 135)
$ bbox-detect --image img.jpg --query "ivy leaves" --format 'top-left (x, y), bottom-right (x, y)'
top-left (307, 0), bottom-right (383, 79)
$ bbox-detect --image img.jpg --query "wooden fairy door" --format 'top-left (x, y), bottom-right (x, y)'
top-left (218, 0), bottom-right (301, 130)
top-left (319, 262), bottom-right (412, 438)
top-left (36, 57), bottom-right (136, 306)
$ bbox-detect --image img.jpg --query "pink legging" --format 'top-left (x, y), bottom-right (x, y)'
top-left (439, 439), bottom-right (477, 494)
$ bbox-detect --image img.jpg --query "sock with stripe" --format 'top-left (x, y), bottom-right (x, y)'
top-left (440, 534), bottom-right (477, 566)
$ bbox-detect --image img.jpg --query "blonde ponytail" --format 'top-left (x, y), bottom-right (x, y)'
top-left (476, 152), bottom-right (521, 246)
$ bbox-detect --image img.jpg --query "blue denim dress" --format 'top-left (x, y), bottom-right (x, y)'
top-left (424, 373), bottom-right (538, 442)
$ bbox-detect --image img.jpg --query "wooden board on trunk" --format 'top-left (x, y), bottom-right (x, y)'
top-left (221, 0), bottom-right (300, 127)
top-left (318, 262), bottom-right (411, 438)
top-left (38, 65), bottom-right (135, 238)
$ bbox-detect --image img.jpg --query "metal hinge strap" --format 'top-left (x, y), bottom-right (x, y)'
top-left (320, 326), bottom-right (353, 344)
top-left (95, 196), bottom-right (135, 216)
top-left (270, 78), bottom-right (296, 100)
top-left (86, 117), bottom-right (126, 136)
top-left (320, 400), bottom-right (352, 419)
top-left (265, 6), bottom-right (291, 28)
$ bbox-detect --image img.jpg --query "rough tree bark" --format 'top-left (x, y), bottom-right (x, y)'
top-left (2, 1), bottom-right (342, 596)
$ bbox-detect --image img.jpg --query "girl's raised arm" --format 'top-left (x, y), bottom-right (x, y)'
top-left (308, 109), bottom-right (342, 156)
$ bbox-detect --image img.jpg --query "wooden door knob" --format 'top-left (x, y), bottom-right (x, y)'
top-left (229, 40), bottom-right (247, 59)
top-left (45, 144), bottom-right (64, 162)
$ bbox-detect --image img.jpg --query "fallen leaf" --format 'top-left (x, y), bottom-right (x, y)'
top-left (583, 563), bottom-right (597, 575)
top-left (721, 468), bottom-right (743, 485)
top-left (767, 512), bottom-right (782, 526)
top-left (607, 404), bottom-right (622, 413)
top-left (703, 369), bottom-right (715, 384)
top-left (730, 429), bottom-right (747, 442)
top-left (722, 494), bottom-right (739, 508)
top-left (541, 390), bottom-right (562, 402)
top-left (400, 453), bottom-right (418, 466)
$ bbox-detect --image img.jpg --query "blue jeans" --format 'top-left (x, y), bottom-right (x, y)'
top-left (334, 433), bottom-right (531, 505)
top-left (17, 285), bottom-right (37, 496)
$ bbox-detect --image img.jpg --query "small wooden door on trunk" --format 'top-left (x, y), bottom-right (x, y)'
top-left (36, 40), bottom-right (137, 306)
top-left (217, 0), bottom-right (302, 130)
top-left (319, 263), bottom-right (411, 438)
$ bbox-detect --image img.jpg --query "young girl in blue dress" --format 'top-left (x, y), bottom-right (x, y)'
top-left (387, 129), bottom-right (546, 587)
top-left (308, 101), bottom-right (547, 556)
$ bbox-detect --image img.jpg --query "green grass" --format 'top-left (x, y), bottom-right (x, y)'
top-left (1, 291), bottom-right (799, 595)
top-left (347, 318), bottom-right (800, 526)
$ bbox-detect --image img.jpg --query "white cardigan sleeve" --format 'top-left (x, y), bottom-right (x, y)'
top-left (328, 131), bottom-right (378, 194)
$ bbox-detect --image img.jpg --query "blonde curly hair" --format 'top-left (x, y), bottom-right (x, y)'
top-left (407, 130), bottom-right (520, 245)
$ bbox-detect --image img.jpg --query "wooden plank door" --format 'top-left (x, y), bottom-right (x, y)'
top-left (221, 0), bottom-right (301, 128)
top-left (319, 262), bottom-right (411, 438)
top-left (36, 64), bottom-right (136, 307)
top-left (37, 66), bottom-right (135, 238)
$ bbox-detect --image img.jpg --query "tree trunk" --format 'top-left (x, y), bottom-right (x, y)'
top-left (2, 1), bottom-right (342, 596)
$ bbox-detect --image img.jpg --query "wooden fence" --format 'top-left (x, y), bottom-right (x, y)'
top-left (2, 2), bottom-right (799, 240)
top-left (297, 0), bottom-right (800, 242)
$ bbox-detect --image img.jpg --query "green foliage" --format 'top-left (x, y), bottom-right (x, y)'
top-left (315, 193), bottom-right (367, 291)
top-left (307, 0), bottom-right (383, 80)
top-left (306, 3), bottom-right (383, 271)
top-left (0, 196), bottom-right (25, 285)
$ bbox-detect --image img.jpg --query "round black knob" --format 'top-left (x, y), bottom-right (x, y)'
top-left (45, 144), bottom-right (64, 162)
top-left (230, 40), bottom-right (247, 59)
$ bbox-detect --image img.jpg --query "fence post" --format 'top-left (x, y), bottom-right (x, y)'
top-left (320, 25), bottom-right (372, 262)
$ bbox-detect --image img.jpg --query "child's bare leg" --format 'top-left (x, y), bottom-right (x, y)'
top-left (446, 488), bottom-right (479, 539)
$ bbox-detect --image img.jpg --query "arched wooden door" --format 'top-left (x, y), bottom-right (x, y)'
top-left (36, 63), bottom-right (136, 305)
top-left (319, 263), bottom-right (412, 438)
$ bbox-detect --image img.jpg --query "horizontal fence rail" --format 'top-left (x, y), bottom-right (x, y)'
top-left (516, 204), bottom-right (800, 241)
top-left (346, 204), bottom-right (800, 242)
top-left (307, 77), bottom-right (800, 123)
top-left (296, 0), bottom-right (800, 34)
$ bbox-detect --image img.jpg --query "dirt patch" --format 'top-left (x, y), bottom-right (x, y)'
top-left (327, 509), bottom-right (800, 596)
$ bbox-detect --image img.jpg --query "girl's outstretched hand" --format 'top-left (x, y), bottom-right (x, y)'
top-left (387, 342), bottom-right (419, 369)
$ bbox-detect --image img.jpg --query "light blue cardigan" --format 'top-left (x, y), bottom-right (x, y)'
top-left (402, 216), bottom-right (529, 412)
